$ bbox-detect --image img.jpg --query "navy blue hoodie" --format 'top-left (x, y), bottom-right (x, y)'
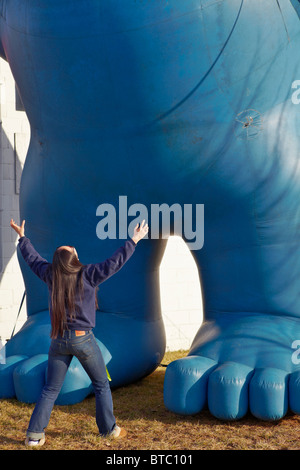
top-left (18, 236), bottom-right (136, 331)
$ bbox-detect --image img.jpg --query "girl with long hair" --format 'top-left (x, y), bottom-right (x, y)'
top-left (10, 218), bottom-right (148, 447)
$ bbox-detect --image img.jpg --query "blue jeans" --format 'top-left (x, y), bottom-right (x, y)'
top-left (26, 330), bottom-right (116, 439)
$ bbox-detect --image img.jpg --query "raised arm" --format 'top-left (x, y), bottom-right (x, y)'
top-left (84, 220), bottom-right (149, 287)
top-left (10, 219), bottom-right (50, 283)
top-left (84, 239), bottom-right (137, 287)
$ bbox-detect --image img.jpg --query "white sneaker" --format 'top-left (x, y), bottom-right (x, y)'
top-left (25, 436), bottom-right (45, 447)
top-left (109, 425), bottom-right (127, 439)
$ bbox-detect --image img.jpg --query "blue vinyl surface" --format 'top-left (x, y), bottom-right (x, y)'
top-left (0, 0), bottom-right (300, 420)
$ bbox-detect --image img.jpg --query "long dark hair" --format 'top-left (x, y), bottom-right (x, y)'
top-left (50, 246), bottom-right (84, 339)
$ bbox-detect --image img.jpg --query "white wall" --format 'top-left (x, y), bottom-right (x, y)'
top-left (0, 58), bottom-right (30, 343)
top-left (0, 58), bottom-right (203, 351)
top-left (159, 236), bottom-right (203, 351)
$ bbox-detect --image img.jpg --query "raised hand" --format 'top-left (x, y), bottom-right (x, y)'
top-left (10, 219), bottom-right (26, 238)
top-left (132, 220), bottom-right (149, 244)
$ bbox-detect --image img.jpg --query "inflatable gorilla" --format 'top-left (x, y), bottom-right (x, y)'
top-left (0, 0), bottom-right (300, 421)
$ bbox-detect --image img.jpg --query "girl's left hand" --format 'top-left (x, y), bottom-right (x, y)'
top-left (132, 219), bottom-right (149, 244)
top-left (10, 219), bottom-right (26, 238)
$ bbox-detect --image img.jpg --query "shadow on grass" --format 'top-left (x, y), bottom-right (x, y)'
top-left (49, 368), bottom-right (295, 430)
top-left (1, 366), bottom-right (299, 450)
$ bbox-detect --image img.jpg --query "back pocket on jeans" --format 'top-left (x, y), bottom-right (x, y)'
top-left (72, 338), bottom-right (93, 360)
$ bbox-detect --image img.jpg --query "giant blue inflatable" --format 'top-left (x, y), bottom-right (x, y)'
top-left (0, 0), bottom-right (300, 421)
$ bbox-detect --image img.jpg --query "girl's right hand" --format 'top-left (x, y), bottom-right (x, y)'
top-left (10, 219), bottom-right (26, 238)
